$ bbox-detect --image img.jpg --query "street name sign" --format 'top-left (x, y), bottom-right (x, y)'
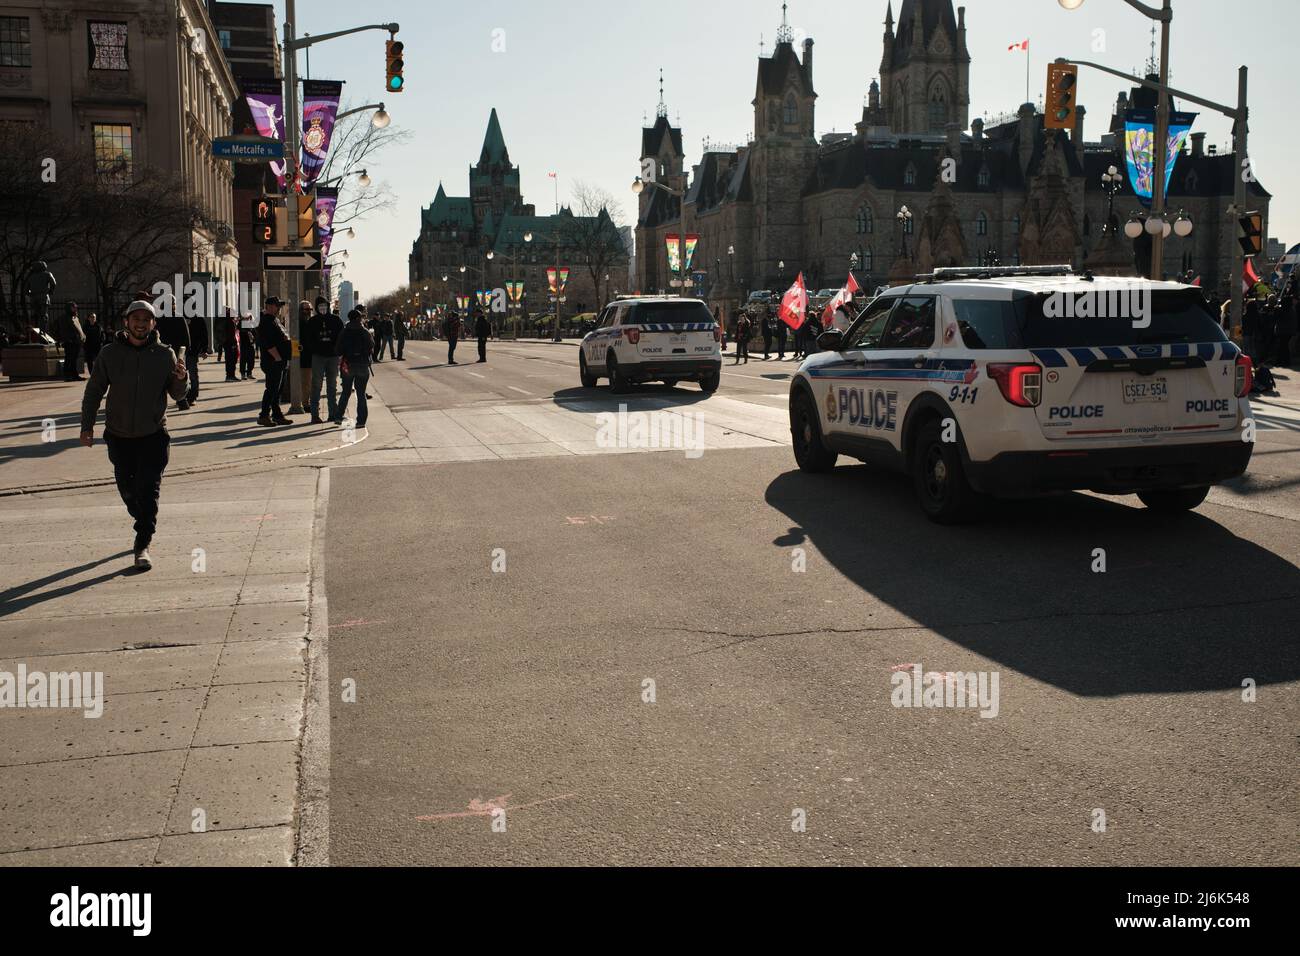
top-left (263, 250), bottom-right (323, 271)
top-left (213, 136), bottom-right (285, 162)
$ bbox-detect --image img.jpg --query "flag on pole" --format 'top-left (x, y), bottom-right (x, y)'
top-left (1244, 257), bottom-right (1260, 295)
top-left (779, 273), bottom-right (809, 331)
top-left (1008, 39), bottom-right (1029, 51)
top-left (548, 172), bottom-right (557, 179)
top-left (822, 272), bottom-right (862, 329)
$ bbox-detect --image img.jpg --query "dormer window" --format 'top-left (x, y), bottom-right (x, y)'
top-left (856, 205), bottom-right (874, 235)
top-left (976, 211), bottom-right (988, 236)
top-left (977, 165), bottom-right (990, 187)
top-left (783, 93), bottom-right (798, 126)
top-left (904, 163), bottom-right (917, 186)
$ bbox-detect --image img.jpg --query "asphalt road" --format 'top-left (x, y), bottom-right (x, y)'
top-left (325, 340), bottom-right (1300, 865)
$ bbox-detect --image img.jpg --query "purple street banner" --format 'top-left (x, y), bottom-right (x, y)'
top-left (315, 187), bottom-right (339, 261)
top-left (241, 78), bottom-right (287, 191)
top-left (1124, 109), bottom-right (1197, 208)
top-left (300, 80), bottom-right (344, 190)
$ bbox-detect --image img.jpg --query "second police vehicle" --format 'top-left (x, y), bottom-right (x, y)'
top-left (789, 266), bottom-right (1255, 523)
top-left (580, 296), bottom-right (722, 393)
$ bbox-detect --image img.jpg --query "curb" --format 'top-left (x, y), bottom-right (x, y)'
top-left (296, 466), bottom-right (331, 867)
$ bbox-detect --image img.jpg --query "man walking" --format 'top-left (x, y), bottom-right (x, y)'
top-left (308, 296), bottom-right (343, 424)
top-left (775, 311), bottom-right (788, 360)
top-left (444, 309), bottom-right (462, 365)
top-left (474, 308), bottom-right (490, 363)
top-left (256, 296), bottom-right (294, 427)
top-left (185, 311), bottom-right (209, 405)
top-left (733, 311), bottom-right (751, 365)
top-left (336, 308), bottom-right (374, 429)
top-left (394, 313), bottom-right (408, 360)
top-left (761, 312), bottom-right (773, 360)
top-left (382, 314), bottom-right (396, 361)
top-left (83, 313), bottom-right (103, 373)
top-left (59, 304), bottom-right (86, 381)
top-left (369, 313), bottom-right (385, 362)
top-left (79, 300), bottom-right (188, 571)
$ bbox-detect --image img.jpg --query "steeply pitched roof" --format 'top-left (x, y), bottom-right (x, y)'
top-left (756, 41), bottom-right (814, 99)
top-left (892, 0), bottom-right (958, 65)
top-left (423, 183), bottom-right (474, 231)
top-left (479, 108), bottom-right (509, 166)
top-left (642, 114), bottom-right (682, 158)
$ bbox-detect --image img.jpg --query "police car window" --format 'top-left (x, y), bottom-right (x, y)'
top-left (628, 301), bottom-right (714, 327)
top-left (843, 297), bottom-right (896, 349)
top-left (954, 299), bottom-right (1020, 349)
top-left (880, 297), bottom-right (936, 349)
top-left (597, 307), bottom-right (614, 328)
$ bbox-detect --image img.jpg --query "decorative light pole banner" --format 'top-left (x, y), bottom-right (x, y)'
top-left (300, 80), bottom-right (345, 189)
top-left (559, 268), bottom-right (570, 294)
top-left (241, 78), bottom-right (287, 191)
top-left (683, 235), bottom-right (700, 274)
top-left (456, 295), bottom-right (470, 311)
top-left (315, 186), bottom-right (338, 260)
top-left (507, 281), bottom-right (525, 303)
top-left (547, 268), bottom-right (558, 294)
top-left (666, 234), bottom-right (683, 275)
top-left (1124, 109), bottom-right (1197, 208)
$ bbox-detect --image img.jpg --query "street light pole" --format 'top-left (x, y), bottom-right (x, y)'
top-left (1148, 0), bottom-right (1173, 280)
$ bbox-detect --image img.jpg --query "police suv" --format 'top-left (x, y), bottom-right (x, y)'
top-left (579, 296), bottom-right (722, 393)
top-left (789, 266), bottom-right (1254, 523)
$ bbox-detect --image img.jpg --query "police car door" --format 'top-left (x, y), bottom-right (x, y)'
top-left (586, 306), bottom-right (615, 366)
top-left (822, 295), bottom-right (896, 444)
top-left (875, 297), bottom-right (940, 455)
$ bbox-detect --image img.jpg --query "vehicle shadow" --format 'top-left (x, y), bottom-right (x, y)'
top-left (550, 385), bottom-right (714, 410)
top-left (765, 465), bottom-right (1300, 696)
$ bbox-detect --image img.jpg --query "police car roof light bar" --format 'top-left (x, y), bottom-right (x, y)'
top-left (917, 265), bottom-right (1075, 284)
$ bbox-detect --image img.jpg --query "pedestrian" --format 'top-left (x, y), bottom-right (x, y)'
top-left (1242, 299), bottom-right (1260, 362)
top-left (394, 313), bottom-right (408, 360)
top-left (185, 311), bottom-right (209, 405)
top-left (775, 312), bottom-right (788, 360)
top-left (239, 314), bottom-right (257, 380)
top-left (474, 308), bottom-right (490, 363)
top-left (222, 309), bottom-right (241, 381)
top-left (79, 300), bottom-right (188, 571)
top-left (83, 313), bottom-right (103, 373)
top-left (804, 315), bottom-right (823, 356)
top-left (444, 309), bottom-right (461, 365)
top-left (734, 311), bottom-right (751, 364)
top-left (383, 314), bottom-right (396, 360)
top-left (1276, 291), bottom-right (1296, 369)
top-left (308, 296), bottom-right (343, 424)
top-left (256, 296), bottom-right (294, 427)
top-left (153, 294), bottom-right (191, 409)
top-left (761, 312), bottom-right (772, 360)
top-left (369, 314), bottom-right (384, 362)
top-left (336, 308), bottom-right (374, 428)
top-left (59, 303), bottom-right (86, 381)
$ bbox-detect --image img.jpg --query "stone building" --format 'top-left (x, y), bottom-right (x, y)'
top-left (409, 109), bottom-right (629, 317)
top-left (0, 0), bottom-right (242, 311)
top-left (636, 0), bottom-right (1270, 317)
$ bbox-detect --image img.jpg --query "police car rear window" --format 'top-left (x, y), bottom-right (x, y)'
top-left (628, 302), bottom-right (716, 327)
top-left (954, 290), bottom-right (1226, 350)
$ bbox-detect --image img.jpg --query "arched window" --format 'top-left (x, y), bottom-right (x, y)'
top-left (977, 165), bottom-right (990, 187)
top-left (904, 163), bottom-right (917, 186)
top-left (862, 247), bottom-right (873, 271)
top-left (1012, 214), bottom-right (1020, 235)
top-left (976, 211), bottom-right (988, 236)
top-left (856, 205), bottom-right (874, 235)
top-left (928, 93), bottom-right (948, 132)
top-left (783, 93), bottom-right (798, 126)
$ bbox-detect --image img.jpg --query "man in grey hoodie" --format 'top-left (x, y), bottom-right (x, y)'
top-left (80, 300), bottom-right (189, 571)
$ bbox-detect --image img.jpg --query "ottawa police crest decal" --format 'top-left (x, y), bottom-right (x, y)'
top-left (825, 388), bottom-right (839, 423)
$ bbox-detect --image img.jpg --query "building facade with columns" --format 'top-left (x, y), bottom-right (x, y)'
top-left (0, 0), bottom-right (241, 312)
top-left (637, 0), bottom-right (1269, 319)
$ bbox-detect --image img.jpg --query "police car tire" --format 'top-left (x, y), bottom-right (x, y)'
top-left (580, 352), bottom-right (598, 388)
top-left (699, 370), bottom-right (720, 393)
top-left (912, 419), bottom-right (978, 524)
top-left (608, 356), bottom-right (629, 394)
top-left (790, 390), bottom-right (837, 473)
top-left (1136, 486), bottom-right (1210, 513)
top-left (662, 379), bottom-right (679, 389)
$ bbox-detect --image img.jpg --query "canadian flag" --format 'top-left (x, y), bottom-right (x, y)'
top-left (822, 272), bottom-right (862, 328)
top-left (780, 273), bottom-right (809, 331)
top-left (1008, 39), bottom-right (1029, 51)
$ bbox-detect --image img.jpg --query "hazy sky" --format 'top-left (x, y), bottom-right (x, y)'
top-left (266, 0), bottom-right (1299, 300)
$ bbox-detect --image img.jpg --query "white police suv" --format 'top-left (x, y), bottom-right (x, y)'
top-left (789, 266), bottom-right (1255, 523)
top-left (579, 297), bottom-right (722, 393)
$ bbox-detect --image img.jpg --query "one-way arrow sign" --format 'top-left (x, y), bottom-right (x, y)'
top-left (263, 250), bottom-right (323, 271)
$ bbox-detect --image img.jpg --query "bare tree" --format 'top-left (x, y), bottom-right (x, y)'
top-left (317, 102), bottom-right (412, 229)
top-left (556, 181), bottom-right (631, 307)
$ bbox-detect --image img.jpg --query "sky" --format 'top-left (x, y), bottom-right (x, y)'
top-left (266, 0), bottom-right (1300, 301)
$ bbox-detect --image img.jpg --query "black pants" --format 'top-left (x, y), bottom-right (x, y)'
top-left (104, 430), bottom-right (170, 545)
top-left (396, 337), bottom-right (405, 359)
top-left (226, 347), bottom-right (239, 380)
top-left (477, 336), bottom-right (487, 362)
top-left (763, 335), bottom-right (772, 359)
top-left (448, 337), bottom-right (458, 363)
top-left (735, 338), bottom-right (749, 363)
top-left (185, 351), bottom-right (200, 402)
top-left (776, 332), bottom-right (787, 359)
top-left (63, 339), bottom-right (81, 379)
top-left (261, 361), bottom-right (286, 419)
top-left (240, 343), bottom-right (256, 378)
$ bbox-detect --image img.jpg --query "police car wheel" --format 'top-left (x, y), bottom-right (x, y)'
top-left (790, 390), bottom-right (837, 473)
top-left (1136, 486), bottom-right (1210, 513)
top-left (912, 420), bottom-right (977, 524)
top-left (608, 356), bottom-right (629, 394)
top-left (579, 352), bottom-right (598, 388)
top-left (699, 370), bottom-right (720, 393)
top-left (662, 379), bottom-right (679, 389)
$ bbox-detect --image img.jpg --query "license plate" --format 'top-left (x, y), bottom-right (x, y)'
top-left (670, 335), bottom-right (686, 344)
top-left (1123, 378), bottom-right (1168, 404)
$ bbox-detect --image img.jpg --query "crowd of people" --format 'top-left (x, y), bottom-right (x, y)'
top-left (723, 302), bottom-right (829, 364)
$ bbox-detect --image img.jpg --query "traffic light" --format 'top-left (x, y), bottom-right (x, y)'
top-left (252, 197), bottom-right (276, 245)
top-left (1238, 211), bottom-right (1263, 257)
top-left (386, 38), bottom-right (404, 93)
top-left (1045, 62), bottom-right (1078, 130)
top-left (296, 192), bottom-right (317, 248)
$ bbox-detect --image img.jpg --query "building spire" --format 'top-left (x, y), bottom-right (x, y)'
top-left (776, 3), bottom-right (794, 44)
top-left (656, 67), bottom-right (667, 119)
top-left (1144, 22), bottom-right (1158, 75)
top-left (885, 1), bottom-right (894, 32)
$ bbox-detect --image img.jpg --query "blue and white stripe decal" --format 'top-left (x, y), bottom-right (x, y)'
top-left (638, 323), bottom-right (716, 332)
top-left (806, 358), bottom-right (978, 385)
top-left (1029, 342), bottom-right (1239, 366)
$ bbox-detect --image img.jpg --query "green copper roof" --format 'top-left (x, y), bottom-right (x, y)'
top-left (479, 108), bottom-right (509, 166)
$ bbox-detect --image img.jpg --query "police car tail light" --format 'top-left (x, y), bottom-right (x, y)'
top-left (1235, 353), bottom-right (1253, 398)
top-left (623, 328), bottom-right (641, 345)
top-left (988, 364), bottom-right (1042, 408)
top-left (713, 325), bottom-right (722, 343)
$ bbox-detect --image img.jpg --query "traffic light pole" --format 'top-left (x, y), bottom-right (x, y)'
top-left (1057, 57), bottom-right (1249, 333)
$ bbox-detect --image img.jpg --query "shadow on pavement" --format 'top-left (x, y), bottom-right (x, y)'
top-left (0, 552), bottom-right (133, 618)
top-left (550, 385), bottom-right (714, 409)
top-left (765, 465), bottom-right (1300, 696)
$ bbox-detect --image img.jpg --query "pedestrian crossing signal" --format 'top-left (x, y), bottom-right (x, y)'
top-left (1238, 211), bottom-right (1263, 257)
top-left (1045, 62), bottom-right (1078, 131)
top-left (386, 39), bottom-right (404, 93)
top-left (252, 198), bottom-right (276, 245)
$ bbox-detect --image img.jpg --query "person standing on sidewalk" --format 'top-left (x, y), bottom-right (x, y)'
top-left (760, 311), bottom-right (773, 360)
top-left (256, 296), bottom-right (294, 427)
top-left (733, 311), bottom-right (751, 365)
top-left (394, 313), bottom-right (408, 360)
top-left (59, 303), bottom-right (86, 381)
top-left (474, 309), bottom-right (490, 363)
top-left (79, 300), bottom-right (188, 571)
top-left (222, 309), bottom-right (241, 381)
top-left (308, 296), bottom-right (343, 424)
top-left (444, 309), bottom-right (462, 365)
top-left (775, 311), bottom-right (788, 360)
top-left (83, 313), bottom-right (103, 372)
top-left (239, 314), bottom-right (257, 380)
top-left (185, 311), bottom-right (209, 405)
top-left (336, 308), bottom-right (374, 428)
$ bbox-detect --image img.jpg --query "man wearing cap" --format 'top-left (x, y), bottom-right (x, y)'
top-left (256, 296), bottom-right (294, 427)
top-left (80, 300), bottom-right (189, 571)
top-left (307, 295), bottom-right (343, 424)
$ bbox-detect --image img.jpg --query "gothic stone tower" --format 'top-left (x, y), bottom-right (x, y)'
top-left (879, 0), bottom-right (970, 135)
top-left (749, 10), bottom-right (818, 287)
top-left (470, 108), bottom-right (522, 232)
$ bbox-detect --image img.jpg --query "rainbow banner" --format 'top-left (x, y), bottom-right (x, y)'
top-left (666, 234), bottom-right (682, 274)
top-left (683, 234), bottom-right (700, 273)
top-left (559, 268), bottom-right (570, 293)
top-left (547, 267), bottom-right (558, 294)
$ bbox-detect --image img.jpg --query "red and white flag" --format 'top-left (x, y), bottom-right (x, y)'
top-left (1243, 257), bottom-right (1261, 294)
top-left (780, 273), bottom-right (809, 331)
top-left (1008, 39), bottom-right (1029, 51)
top-left (822, 271), bottom-right (862, 328)
top-left (548, 172), bottom-right (557, 179)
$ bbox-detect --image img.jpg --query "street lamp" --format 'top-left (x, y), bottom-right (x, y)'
top-left (1101, 165), bottom-right (1123, 234)
top-left (897, 205), bottom-right (914, 258)
top-left (1173, 211), bottom-right (1194, 237)
top-left (358, 170), bottom-right (372, 188)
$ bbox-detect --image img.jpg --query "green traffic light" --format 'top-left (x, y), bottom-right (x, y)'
top-left (389, 75), bottom-right (403, 91)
